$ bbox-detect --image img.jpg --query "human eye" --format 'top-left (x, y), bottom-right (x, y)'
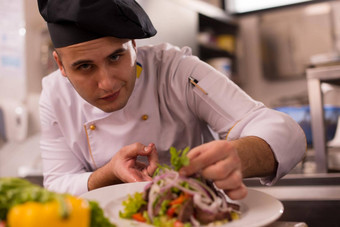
top-left (77, 63), bottom-right (93, 71)
top-left (109, 54), bottom-right (121, 62)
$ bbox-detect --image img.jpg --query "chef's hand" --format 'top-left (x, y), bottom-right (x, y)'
top-left (111, 143), bottom-right (159, 182)
top-left (88, 143), bottom-right (159, 191)
top-left (179, 140), bottom-right (247, 200)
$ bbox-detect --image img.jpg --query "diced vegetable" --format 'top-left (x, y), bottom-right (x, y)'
top-left (119, 192), bottom-right (146, 219)
top-left (169, 193), bottom-right (191, 206)
top-left (120, 147), bottom-right (241, 227)
top-left (7, 196), bottom-right (90, 227)
top-left (132, 213), bottom-right (146, 222)
top-left (0, 177), bottom-right (115, 227)
top-left (166, 207), bottom-right (176, 217)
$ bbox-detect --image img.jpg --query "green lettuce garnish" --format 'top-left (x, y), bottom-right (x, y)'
top-left (89, 201), bottom-right (116, 227)
top-left (153, 147), bottom-right (190, 176)
top-left (119, 192), bottom-right (146, 219)
top-left (170, 146), bottom-right (190, 171)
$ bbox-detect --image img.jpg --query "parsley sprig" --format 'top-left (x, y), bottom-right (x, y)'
top-left (154, 147), bottom-right (190, 176)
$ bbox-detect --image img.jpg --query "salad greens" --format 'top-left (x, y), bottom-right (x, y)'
top-left (0, 177), bottom-right (55, 221)
top-left (89, 200), bottom-right (115, 227)
top-left (154, 146), bottom-right (190, 176)
top-left (170, 146), bottom-right (190, 171)
top-left (120, 146), bottom-right (241, 227)
top-left (119, 192), bottom-right (146, 219)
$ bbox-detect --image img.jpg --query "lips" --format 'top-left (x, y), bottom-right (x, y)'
top-left (100, 90), bottom-right (120, 102)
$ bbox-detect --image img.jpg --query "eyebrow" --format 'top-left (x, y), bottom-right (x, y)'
top-left (71, 47), bottom-right (127, 68)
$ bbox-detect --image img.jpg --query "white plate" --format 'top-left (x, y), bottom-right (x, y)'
top-left (81, 182), bottom-right (283, 227)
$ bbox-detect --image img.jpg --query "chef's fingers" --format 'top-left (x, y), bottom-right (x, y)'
top-left (223, 183), bottom-right (248, 200)
top-left (132, 162), bottom-right (154, 181)
top-left (134, 161), bottom-right (148, 170)
top-left (120, 164), bottom-right (153, 183)
top-left (134, 160), bottom-right (156, 179)
top-left (201, 154), bottom-right (241, 180)
top-left (146, 144), bottom-right (159, 176)
top-left (122, 142), bottom-right (153, 159)
top-left (119, 171), bottom-right (141, 183)
top-left (213, 169), bottom-right (243, 190)
top-left (132, 143), bottom-right (159, 176)
top-left (123, 172), bottom-right (152, 183)
top-left (179, 141), bottom-right (233, 176)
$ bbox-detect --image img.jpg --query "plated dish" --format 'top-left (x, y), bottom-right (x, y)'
top-left (81, 182), bottom-right (284, 227)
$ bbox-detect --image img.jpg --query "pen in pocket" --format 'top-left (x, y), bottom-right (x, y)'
top-left (188, 76), bottom-right (208, 95)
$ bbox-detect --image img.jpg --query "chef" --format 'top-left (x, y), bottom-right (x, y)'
top-left (37, 0), bottom-right (306, 198)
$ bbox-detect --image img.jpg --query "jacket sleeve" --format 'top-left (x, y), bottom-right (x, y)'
top-left (39, 74), bottom-right (91, 196)
top-left (173, 53), bottom-right (307, 185)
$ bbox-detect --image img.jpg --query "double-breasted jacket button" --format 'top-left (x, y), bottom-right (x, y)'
top-left (89, 124), bottom-right (96, 130)
top-left (141, 114), bottom-right (149, 121)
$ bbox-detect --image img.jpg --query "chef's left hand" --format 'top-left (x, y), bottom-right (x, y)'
top-left (88, 142), bottom-right (159, 191)
top-left (112, 142), bottom-right (159, 182)
top-left (179, 140), bottom-right (247, 200)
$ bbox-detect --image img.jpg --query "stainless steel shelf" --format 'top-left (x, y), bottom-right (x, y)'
top-left (306, 64), bottom-right (340, 173)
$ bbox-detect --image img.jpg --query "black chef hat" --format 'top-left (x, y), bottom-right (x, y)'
top-left (38, 0), bottom-right (157, 48)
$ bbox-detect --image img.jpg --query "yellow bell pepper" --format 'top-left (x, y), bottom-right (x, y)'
top-left (7, 196), bottom-right (90, 227)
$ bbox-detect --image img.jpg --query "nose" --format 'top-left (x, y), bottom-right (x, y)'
top-left (97, 67), bottom-right (116, 91)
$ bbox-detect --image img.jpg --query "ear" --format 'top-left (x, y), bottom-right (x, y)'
top-left (131, 39), bottom-right (137, 51)
top-left (53, 51), bottom-right (67, 77)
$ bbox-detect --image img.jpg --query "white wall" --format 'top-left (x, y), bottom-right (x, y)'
top-left (24, 0), bottom-right (47, 137)
top-left (0, 0), bottom-right (46, 142)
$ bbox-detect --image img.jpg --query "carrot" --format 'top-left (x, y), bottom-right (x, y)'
top-left (169, 193), bottom-right (191, 205)
top-left (132, 213), bottom-right (146, 222)
top-left (166, 206), bottom-right (176, 217)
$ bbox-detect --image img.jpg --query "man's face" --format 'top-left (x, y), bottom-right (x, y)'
top-left (53, 37), bottom-right (137, 113)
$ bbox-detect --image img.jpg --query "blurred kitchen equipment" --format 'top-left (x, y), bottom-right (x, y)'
top-left (206, 57), bottom-right (232, 78)
top-left (0, 99), bottom-right (28, 142)
top-left (328, 115), bottom-right (340, 147)
top-left (306, 63), bottom-right (340, 173)
top-left (0, 108), bottom-right (5, 142)
top-left (310, 52), bottom-right (340, 67)
top-left (259, 3), bottom-right (335, 80)
top-left (275, 105), bottom-right (340, 146)
top-left (328, 115), bottom-right (340, 171)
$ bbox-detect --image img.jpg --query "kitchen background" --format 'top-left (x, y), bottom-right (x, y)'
top-left (1, 0), bottom-right (340, 178)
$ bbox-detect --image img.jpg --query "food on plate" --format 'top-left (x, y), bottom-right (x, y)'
top-left (0, 177), bottom-right (115, 227)
top-left (119, 147), bottom-right (240, 226)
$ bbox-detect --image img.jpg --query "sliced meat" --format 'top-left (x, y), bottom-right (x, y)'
top-left (143, 187), bottom-right (151, 202)
top-left (153, 190), bottom-right (174, 215)
top-left (194, 206), bottom-right (232, 224)
top-left (177, 197), bottom-right (194, 222)
top-left (137, 204), bottom-right (148, 214)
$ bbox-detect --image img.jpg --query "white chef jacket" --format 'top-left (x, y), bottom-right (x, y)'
top-left (39, 43), bottom-right (306, 196)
